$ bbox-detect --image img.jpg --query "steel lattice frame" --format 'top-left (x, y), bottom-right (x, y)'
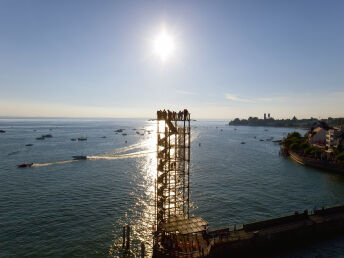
top-left (155, 112), bottom-right (191, 235)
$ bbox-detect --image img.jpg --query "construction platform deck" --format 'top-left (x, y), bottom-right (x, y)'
top-left (154, 205), bottom-right (344, 257)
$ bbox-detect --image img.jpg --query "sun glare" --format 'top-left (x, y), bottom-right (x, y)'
top-left (153, 29), bottom-right (175, 62)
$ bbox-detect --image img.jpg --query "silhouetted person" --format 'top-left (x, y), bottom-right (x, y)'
top-left (184, 109), bottom-right (188, 120)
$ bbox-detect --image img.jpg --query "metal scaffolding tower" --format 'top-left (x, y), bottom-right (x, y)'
top-left (155, 110), bottom-right (191, 235)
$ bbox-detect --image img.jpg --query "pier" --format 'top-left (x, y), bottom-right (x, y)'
top-left (208, 206), bottom-right (344, 257)
top-left (149, 110), bottom-right (344, 257)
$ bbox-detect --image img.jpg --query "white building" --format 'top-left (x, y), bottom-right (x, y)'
top-left (326, 127), bottom-right (343, 151)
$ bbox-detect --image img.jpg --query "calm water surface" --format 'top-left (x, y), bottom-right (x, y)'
top-left (1, 118), bottom-right (344, 257)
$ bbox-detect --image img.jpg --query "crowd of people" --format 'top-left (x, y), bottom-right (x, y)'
top-left (157, 109), bottom-right (190, 121)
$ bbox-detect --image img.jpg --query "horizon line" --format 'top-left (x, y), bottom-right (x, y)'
top-left (0, 115), bottom-right (343, 121)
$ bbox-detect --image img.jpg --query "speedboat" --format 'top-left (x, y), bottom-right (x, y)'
top-left (36, 136), bottom-right (45, 140)
top-left (42, 134), bottom-right (52, 138)
top-left (72, 155), bottom-right (87, 160)
top-left (25, 144), bottom-right (33, 146)
top-left (17, 163), bottom-right (33, 168)
top-left (0, 130), bottom-right (5, 133)
top-left (78, 137), bottom-right (87, 141)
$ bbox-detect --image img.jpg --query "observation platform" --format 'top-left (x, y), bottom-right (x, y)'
top-left (156, 109), bottom-right (190, 121)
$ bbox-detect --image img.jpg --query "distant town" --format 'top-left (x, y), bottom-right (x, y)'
top-left (229, 114), bottom-right (344, 129)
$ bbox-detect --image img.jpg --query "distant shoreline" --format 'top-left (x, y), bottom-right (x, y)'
top-left (229, 117), bottom-right (344, 130)
top-left (228, 124), bottom-right (308, 130)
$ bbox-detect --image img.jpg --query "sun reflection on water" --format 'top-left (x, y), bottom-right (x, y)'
top-left (109, 122), bottom-right (157, 257)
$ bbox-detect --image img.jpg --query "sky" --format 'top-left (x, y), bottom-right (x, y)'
top-left (0, 0), bottom-right (343, 119)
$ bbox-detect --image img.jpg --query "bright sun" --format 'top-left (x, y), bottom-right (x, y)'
top-left (153, 29), bottom-right (175, 62)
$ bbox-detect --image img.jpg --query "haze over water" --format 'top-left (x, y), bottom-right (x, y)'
top-left (1, 118), bottom-right (344, 257)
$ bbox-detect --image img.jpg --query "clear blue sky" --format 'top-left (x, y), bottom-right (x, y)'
top-left (0, 0), bottom-right (343, 119)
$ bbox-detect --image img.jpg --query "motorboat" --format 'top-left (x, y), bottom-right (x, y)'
top-left (71, 138), bottom-right (76, 141)
top-left (78, 137), bottom-right (87, 141)
top-left (42, 134), bottom-right (52, 138)
top-left (25, 144), bottom-right (33, 146)
top-left (0, 130), bottom-right (5, 133)
top-left (36, 137), bottom-right (45, 140)
top-left (72, 155), bottom-right (87, 160)
top-left (17, 163), bottom-right (33, 168)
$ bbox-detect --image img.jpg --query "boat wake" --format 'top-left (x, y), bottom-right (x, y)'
top-left (88, 150), bottom-right (155, 160)
top-left (27, 142), bottom-right (155, 167)
top-left (99, 142), bottom-right (150, 157)
top-left (31, 160), bottom-right (79, 167)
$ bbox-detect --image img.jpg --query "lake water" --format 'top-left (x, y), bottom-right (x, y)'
top-left (1, 118), bottom-right (344, 257)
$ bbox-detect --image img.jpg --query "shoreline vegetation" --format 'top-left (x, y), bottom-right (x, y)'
top-left (281, 132), bottom-right (344, 173)
top-left (229, 117), bottom-right (344, 129)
